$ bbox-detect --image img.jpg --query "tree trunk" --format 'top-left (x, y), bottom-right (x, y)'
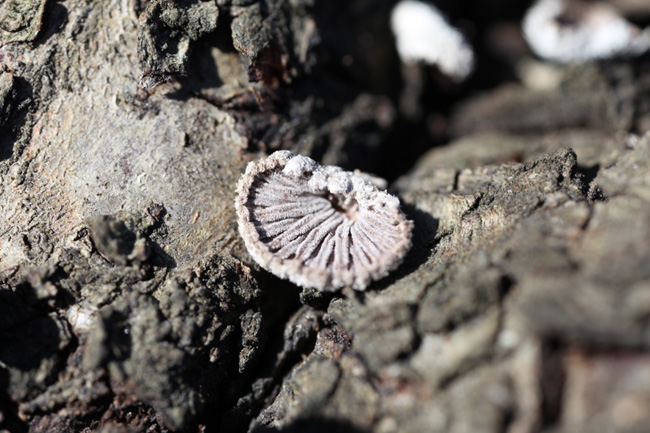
top-left (1, 1), bottom-right (650, 432)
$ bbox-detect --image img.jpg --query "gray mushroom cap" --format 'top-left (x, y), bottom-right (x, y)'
top-left (235, 151), bottom-right (414, 291)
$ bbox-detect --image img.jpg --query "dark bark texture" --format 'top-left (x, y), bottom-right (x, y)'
top-left (1, 0), bottom-right (650, 432)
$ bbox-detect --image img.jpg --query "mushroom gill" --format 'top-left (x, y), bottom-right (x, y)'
top-left (235, 151), bottom-right (413, 291)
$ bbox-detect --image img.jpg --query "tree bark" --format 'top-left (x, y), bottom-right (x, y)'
top-left (1, 1), bottom-right (650, 432)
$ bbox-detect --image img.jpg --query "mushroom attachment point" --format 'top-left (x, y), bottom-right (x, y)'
top-left (236, 151), bottom-right (413, 292)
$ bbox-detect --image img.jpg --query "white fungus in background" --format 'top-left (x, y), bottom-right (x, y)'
top-left (523, 0), bottom-right (650, 63)
top-left (390, 0), bottom-right (475, 81)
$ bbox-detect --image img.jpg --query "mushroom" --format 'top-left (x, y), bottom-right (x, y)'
top-left (235, 151), bottom-right (413, 291)
top-left (390, 0), bottom-right (475, 81)
top-left (523, 0), bottom-right (650, 63)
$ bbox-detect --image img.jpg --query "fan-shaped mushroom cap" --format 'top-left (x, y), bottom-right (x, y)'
top-left (236, 151), bottom-right (413, 291)
top-left (523, 0), bottom-right (650, 63)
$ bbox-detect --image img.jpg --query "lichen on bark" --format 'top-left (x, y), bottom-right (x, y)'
top-left (0, 0), bottom-right (48, 44)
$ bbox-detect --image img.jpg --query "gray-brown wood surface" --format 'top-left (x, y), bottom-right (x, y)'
top-left (1, 1), bottom-right (650, 432)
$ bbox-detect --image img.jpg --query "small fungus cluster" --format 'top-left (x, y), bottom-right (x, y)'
top-left (236, 151), bottom-right (413, 292)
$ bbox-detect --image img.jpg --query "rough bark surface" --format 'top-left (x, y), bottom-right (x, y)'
top-left (1, 1), bottom-right (650, 433)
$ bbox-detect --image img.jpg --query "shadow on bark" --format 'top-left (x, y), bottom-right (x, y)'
top-left (165, 12), bottom-right (237, 101)
top-left (252, 417), bottom-right (369, 433)
top-left (0, 76), bottom-right (32, 162)
top-left (0, 315), bottom-right (66, 371)
top-left (0, 285), bottom-right (72, 433)
top-left (32, 1), bottom-right (69, 48)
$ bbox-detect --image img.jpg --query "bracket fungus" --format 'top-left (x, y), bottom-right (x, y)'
top-left (390, 0), bottom-right (475, 81)
top-left (523, 0), bottom-right (650, 63)
top-left (236, 151), bottom-right (413, 291)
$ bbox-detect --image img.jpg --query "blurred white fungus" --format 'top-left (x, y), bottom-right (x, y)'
top-left (236, 151), bottom-right (413, 291)
top-left (390, 0), bottom-right (475, 81)
top-left (523, 0), bottom-right (650, 63)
